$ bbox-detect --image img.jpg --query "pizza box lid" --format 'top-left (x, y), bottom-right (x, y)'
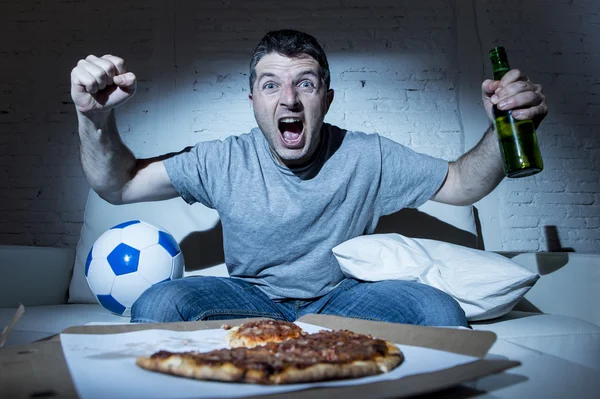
top-left (0, 314), bottom-right (519, 398)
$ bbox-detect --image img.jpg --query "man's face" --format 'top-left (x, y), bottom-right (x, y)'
top-left (249, 53), bottom-right (334, 168)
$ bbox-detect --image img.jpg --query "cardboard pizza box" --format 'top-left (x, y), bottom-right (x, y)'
top-left (0, 314), bottom-right (519, 398)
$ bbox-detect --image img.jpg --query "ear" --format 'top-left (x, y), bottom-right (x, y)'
top-left (248, 92), bottom-right (253, 106)
top-left (325, 89), bottom-right (334, 113)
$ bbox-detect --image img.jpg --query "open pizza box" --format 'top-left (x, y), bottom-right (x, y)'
top-left (0, 314), bottom-right (519, 398)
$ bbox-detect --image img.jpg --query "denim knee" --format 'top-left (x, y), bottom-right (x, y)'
top-left (422, 289), bottom-right (469, 327)
top-left (130, 280), bottom-right (182, 323)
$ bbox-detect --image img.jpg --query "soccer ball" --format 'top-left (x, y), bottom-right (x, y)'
top-left (85, 220), bottom-right (184, 317)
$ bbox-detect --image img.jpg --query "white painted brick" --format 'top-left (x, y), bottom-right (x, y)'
top-left (502, 239), bottom-right (541, 252)
top-left (566, 181), bottom-right (600, 193)
top-left (564, 169), bottom-right (598, 183)
top-left (0, 0), bottom-right (597, 253)
top-left (548, 218), bottom-right (588, 229)
top-left (535, 193), bottom-right (595, 205)
top-left (343, 91), bottom-right (383, 102)
top-left (568, 206), bottom-right (600, 218)
top-left (507, 192), bottom-right (534, 204)
top-left (507, 216), bottom-right (539, 228)
top-left (372, 99), bottom-right (408, 113)
top-left (505, 204), bottom-right (569, 219)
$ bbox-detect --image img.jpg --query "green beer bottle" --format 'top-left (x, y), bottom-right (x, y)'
top-left (489, 46), bottom-right (543, 178)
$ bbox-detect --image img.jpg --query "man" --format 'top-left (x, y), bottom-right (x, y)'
top-left (70, 30), bottom-right (547, 327)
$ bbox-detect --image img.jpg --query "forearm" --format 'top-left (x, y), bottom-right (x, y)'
top-left (434, 125), bottom-right (505, 206)
top-left (450, 125), bottom-right (505, 204)
top-left (77, 109), bottom-right (136, 203)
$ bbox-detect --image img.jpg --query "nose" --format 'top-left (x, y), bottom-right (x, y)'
top-left (280, 83), bottom-right (300, 109)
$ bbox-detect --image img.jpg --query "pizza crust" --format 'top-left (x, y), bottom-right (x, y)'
top-left (225, 320), bottom-right (305, 348)
top-left (136, 355), bottom-right (245, 382)
top-left (136, 338), bottom-right (404, 385)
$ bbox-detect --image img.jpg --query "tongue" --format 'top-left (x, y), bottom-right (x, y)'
top-left (283, 131), bottom-right (300, 141)
top-left (281, 121), bottom-right (303, 142)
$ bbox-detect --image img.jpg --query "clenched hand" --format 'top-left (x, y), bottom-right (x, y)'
top-left (481, 69), bottom-right (548, 129)
top-left (70, 54), bottom-right (136, 114)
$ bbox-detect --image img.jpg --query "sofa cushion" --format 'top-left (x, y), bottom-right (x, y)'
top-left (0, 245), bottom-right (74, 307)
top-left (508, 253), bottom-right (600, 327)
top-left (471, 311), bottom-right (600, 370)
top-left (0, 304), bottom-right (129, 346)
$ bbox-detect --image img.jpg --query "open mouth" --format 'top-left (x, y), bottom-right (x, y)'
top-left (278, 117), bottom-right (304, 147)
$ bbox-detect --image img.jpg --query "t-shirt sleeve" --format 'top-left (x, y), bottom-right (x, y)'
top-left (378, 135), bottom-right (448, 215)
top-left (162, 141), bottom-right (223, 209)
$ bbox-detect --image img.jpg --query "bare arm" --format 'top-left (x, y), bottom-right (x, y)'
top-left (77, 109), bottom-right (177, 204)
top-left (432, 69), bottom-right (548, 206)
top-left (432, 125), bottom-right (504, 206)
top-left (72, 55), bottom-right (178, 204)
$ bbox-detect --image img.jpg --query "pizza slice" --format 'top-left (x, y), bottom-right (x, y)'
top-left (223, 319), bottom-right (306, 348)
top-left (136, 329), bottom-right (404, 385)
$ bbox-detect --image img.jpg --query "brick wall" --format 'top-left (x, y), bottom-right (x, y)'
top-left (476, 0), bottom-right (600, 252)
top-left (0, 0), bottom-right (598, 252)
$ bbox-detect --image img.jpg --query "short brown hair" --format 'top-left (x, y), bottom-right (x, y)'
top-left (249, 30), bottom-right (331, 93)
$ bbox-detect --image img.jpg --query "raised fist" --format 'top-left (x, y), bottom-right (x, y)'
top-left (70, 54), bottom-right (137, 114)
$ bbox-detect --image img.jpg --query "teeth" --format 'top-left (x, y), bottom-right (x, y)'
top-left (280, 118), bottom-right (301, 123)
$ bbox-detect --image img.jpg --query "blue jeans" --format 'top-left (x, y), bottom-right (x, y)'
top-left (131, 277), bottom-right (468, 327)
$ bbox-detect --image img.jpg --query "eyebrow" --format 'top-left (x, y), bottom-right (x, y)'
top-left (296, 70), bottom-right (319, 79)
top-left (256, 72), bottom-right (276, 82)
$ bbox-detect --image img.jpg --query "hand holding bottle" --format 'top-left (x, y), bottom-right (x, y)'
top-left (70, 55), bottom-right (137, 115)
top-left (484, 47), bottom-right (547, 178)
top-left (481, 68), bottom-right (548, 129)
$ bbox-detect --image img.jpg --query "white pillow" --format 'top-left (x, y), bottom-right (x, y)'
top-left (332, 234), bottom-right (539, 321)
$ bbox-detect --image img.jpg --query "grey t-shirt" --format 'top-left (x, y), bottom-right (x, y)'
top-left (163, 123), bottom-right (448, 300)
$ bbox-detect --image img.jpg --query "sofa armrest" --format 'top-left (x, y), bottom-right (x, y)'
top-left (502, 252), bottom-right (600, 327)
top-left (0, 245), bottom-right (75, 307)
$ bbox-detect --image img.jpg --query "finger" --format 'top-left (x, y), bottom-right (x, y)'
top-left (499, 68), bottom-right (527, 88)
top-left (510, 103), bottom-right (548, 121)
top-left (86, 54), bottom-right (117, 82)
top-left (71, 65), bottom-right (100, 94)
top-left (78, 58), bottom-right (110, 91)
top-left (113, 72), bottom-right (137, 91)
top-left (481, 79), bottom-right (499, 96)
top-left (497, 90), bottom-right (543, 111)
top-left (494, 81), bottom-right (539, 106)
top-left (101, 54), bottom-right (127, 75)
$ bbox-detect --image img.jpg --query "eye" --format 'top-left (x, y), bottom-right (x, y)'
top-left (262, 82), bottom-right (277, 91)
top-left (298, 80), bottom-right (315, 89)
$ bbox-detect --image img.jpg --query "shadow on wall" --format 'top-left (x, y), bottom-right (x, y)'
top-left (374, 207), bottom-right (483, 249)
top-left (179, 222), bottom-right (225, 272)
top-left (544, 225), bottom-right (575, 253)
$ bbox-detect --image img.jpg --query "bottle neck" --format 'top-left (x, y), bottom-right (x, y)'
top-left (492, 66), bottom-right (510, 81)
top-left (489, 47), bottom-right (511, 80)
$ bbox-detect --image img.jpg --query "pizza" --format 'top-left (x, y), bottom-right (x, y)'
top-left (136, 329), bottom-right (404, 385)
top-left (223, 319), bottom-right (306, 348)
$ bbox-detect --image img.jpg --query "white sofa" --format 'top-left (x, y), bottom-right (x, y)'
top-left (1, 190), bottom-right (599, 372)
